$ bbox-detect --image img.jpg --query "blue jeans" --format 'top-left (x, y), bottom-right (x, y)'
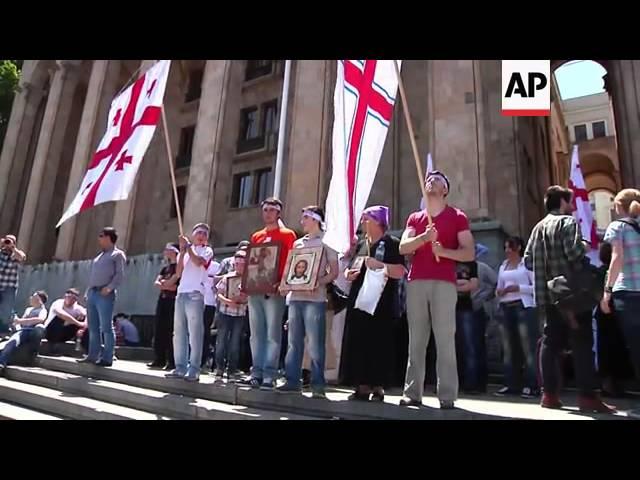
top-left (284, 301), bottom-right (326, 389)
top-left (215, 312), bottom-right (245, 372)
top-left (0, 287), bottom-right (17, 331)
top-left (248, 295), bottom-right (285, 383)
top-left (499, 302), bottom-right (539, 390)
top-left (612, 291), bottom-right (640, 381)
top-left (87, 288), bottom-right (116, 363)
top-left (0, 326), bottom-right (45, 366)
top-left (455, 309), bottom-right (485, 391)
top-left (173, 292), bottom-right (205, 376)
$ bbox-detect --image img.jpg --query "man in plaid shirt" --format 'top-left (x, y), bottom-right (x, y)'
top-left (524, 186), bottom-right (615, 414)
top-left (0, 234), bottom-right (27, 334)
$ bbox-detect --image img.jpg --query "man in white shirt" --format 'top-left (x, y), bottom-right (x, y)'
top-left (166, 223), bottom-right (214, 382)
top-left (45, 288), bottom-right (87, 346)
top-left (202, 258), bottom-right (220, 369)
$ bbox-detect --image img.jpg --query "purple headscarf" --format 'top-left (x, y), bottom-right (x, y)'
top-left (362, 205), bottom-right (390, 231)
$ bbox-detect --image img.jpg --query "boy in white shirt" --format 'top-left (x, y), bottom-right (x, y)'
top-left (165, 223), bottom-right (214, 382)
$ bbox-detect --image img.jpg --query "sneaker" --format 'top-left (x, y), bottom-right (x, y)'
top-left (165, 369), bottom-right (187, 379)
top-left (540, 392), bottom-right (563, 409)
top-left (0, 364), bottom-right (6, 377)
top-left (276, 383), bottom-right (302, 394)
top-left (76, 356), bottom-right (98, 364)
top-left (227, 372), bottom-right (239, 383)
top-left (494, 386), bottom-right (517, 397)
top-left (260, 381), bottom-right (274, 391)
top-left (439, 401), bottom-right (455, 410)
top-left (95, 360), bottom-right (112, 367)
top-left (399, 397), bottom-right (422, 407)
top-left (184, 372), bottom-right (200, 383)
top-left (311, 389), bottom-right (327, 400)
top-left (238, 377), bottom-right (262, 388)
top-left (213, 369), bottom-right (224, 379)
top-left (147, 361), bottom-right (164, 369)
top-left (521, 387), bottom-right (539, 399)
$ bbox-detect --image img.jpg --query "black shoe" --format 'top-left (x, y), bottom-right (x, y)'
top-left (440, 401), bottom-right (455, 410)
top-left (348, 391), bottom-right (370, 402)
top-left (0, 364), bottom-right (6, 376)
top-left (95, 360), bottom-right (112, 367)
top-left (164, 364), bottom-right (176, 371)
top-left (399, 398), bottom-right (422, 407)
top-left (77, 357), bottom-right (97, 364)
top-left (147, 361), bottom-right (164, 369)
top-left (371, 391), bottom-right (385, 402)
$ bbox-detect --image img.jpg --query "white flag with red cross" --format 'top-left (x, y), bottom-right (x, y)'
top-left (568, 145), bottom-right (599, 250)
top-left (323, 60), bottom-right (402, 254)
top-left (56, 60), bottom-right (171, 227)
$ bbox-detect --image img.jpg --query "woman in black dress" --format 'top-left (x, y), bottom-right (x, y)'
top-left (340, 205), bottom-right (406, 402)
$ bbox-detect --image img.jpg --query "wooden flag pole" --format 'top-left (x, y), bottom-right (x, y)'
top-left (161, 105), bottom-right (184, 237)
top-left (392, 60), bottom-right (439, 261)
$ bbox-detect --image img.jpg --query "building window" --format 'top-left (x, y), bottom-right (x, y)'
top-left (245, 60), bottom-right (273, 81)
top-left (230, 168), bottom-right (273, 208)
top-left (170, 185), bottom-right (187, 219)
top-left (231, 172), bottom-right (255, 208)
top-left (237, 106), bottom-right (264, 153)
top-left (176, 126), bottom-right (196, 168)
top-left (185, 68), bottom-right (204, 103)
top-left (592, 120), bottom-right (606, 138)
top-left (255, 168), bottom-right (273, 204)
top-left (574, 124), bottom-right (588, 142)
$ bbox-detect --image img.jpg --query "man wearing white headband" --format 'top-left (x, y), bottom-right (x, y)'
top-left (277, 206), bottom-right (338, 398)
top-left (241, 197), bottom-right (297, 390)
top-left (166, 223), bottom-right (214, 382)
top-left (399, 170), bottom-right (475, 410)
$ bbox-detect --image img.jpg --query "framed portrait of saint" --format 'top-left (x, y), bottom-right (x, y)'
top-left (280, 246), bottom-right (324, 292)
top-left (242, 242), bottom-right (281, 295)
top-left (226, 275), bottom-right (243, 300)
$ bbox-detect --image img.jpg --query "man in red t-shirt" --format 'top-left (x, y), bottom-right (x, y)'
top-left (399, 170), bottom-right (475, 409)
top-left (243, 197), bottom-right (297, 390)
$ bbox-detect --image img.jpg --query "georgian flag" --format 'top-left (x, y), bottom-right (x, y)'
top-left (57, 60), bottom-right (171, 227)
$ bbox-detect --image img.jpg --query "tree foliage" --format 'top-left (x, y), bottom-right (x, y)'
top-left (0, 60), bottom-right (21, 151)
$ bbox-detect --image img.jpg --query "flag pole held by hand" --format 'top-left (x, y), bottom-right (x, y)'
top-left (392, 60), bottom-right (439, 261)
top-left (161, 105), bottom-right (184, 237)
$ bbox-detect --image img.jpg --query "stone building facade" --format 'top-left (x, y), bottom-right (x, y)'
top-left (2, 60), bottom-right (640, 268)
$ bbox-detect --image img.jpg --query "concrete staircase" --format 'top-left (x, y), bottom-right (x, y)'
top-left (0, 355), bottom-right (636, 420)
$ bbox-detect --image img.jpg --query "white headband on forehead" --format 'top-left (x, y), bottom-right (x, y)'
top-left (302, 210), bottom-right (323, 223)
top-left (262, 203), bottom-right (282, 212)
top-left (427, 173), bottom-right (449, 191)
top-left (192, 227), bottom-right (209, 236)
top-left (165, 245), bottom-right (180, 254)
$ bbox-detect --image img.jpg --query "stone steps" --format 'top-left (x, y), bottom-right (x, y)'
top-left (3, 365), bottom-right (316, 420)
top-left (38, 340), bottom-right (154, 361)
top-left (33, 356), bottom-right (499, 420)
top-left (0, 400), bottom-right (63, 420)
top-left (0, 377), bottom-right (173, 420)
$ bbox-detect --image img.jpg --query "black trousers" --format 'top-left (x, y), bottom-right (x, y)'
top-left (153, 296), bottom-right (175, 367)
top-left (541, 305), bottom-right (598, 397)
top-left (46, 317), bottom-right (80, 343)
top-left (202, 305), bottom-right (216, 367)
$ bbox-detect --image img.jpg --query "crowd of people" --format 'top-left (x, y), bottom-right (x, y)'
top-left (1, 171), bottom-right (640, 418)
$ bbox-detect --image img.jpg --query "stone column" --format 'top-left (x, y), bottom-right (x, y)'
top-left (282, 60), bottom-right (332, 225)
top-left (54, 60), bottom-right (110, 261)
top-left (0, 63), bottom-right (47, 233)
top-left (112, 60), bottom-right (156, 250)
top-left (17, 60), bottom-right (81, 255)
